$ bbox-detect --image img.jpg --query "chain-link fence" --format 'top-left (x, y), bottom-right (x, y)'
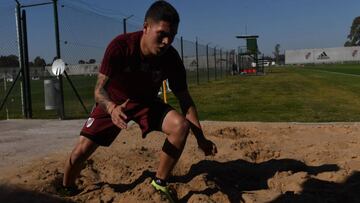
top-left (0, 0), bottom-right (234, 120)
top-left (0, 3), bottom-right (23, 120)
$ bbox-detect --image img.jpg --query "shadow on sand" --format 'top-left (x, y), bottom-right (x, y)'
top-left (270, 171), bottom-right (360, 203)
top-left (0, 184), bottom-right (75, 203)
top-left (171, 158), bottom-right (339, 203)
top-left (90, 158), bottom-right (340, 203)
top-left (3, 158), bottom-right (349, 203)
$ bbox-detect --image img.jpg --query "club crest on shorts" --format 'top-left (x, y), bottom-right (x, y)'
top-left (86, 117), bottom-right (95, 128)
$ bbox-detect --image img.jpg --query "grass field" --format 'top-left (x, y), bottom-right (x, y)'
top-left (170, 64), bottom-right (360, 122)
top-left (302, 63), bottom-right (360, 75)
top-left (2, 63), bottom-right (360, 121)
top-left (0, 75), bottom-right (97, 119)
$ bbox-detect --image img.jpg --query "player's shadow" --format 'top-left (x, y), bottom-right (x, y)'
top-left (83, 170), bottom-right (155, 194)
top-left (0, 184), bottom-right (75, 203)
top-left (170, 159), bottom-right (339, 203)
top-left (269, 171), bottom-right (360, 203)
top-left (81, 158), bottom-right (339, 203)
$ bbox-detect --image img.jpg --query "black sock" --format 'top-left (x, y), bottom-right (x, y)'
top-left (154, 177), bottom-right (167, 186)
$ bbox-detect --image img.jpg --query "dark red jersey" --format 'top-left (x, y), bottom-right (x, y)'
top-left (99, 31), bottom-right (187, 103)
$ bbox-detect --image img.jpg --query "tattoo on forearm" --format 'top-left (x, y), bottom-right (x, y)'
top-left (94, 74), bottom-right (113, 112)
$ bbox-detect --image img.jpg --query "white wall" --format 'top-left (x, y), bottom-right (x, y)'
top-left (285, 46), bottom-right (360, 64)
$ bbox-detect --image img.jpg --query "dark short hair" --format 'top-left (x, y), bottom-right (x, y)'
top-left (145, 1), bottom-right (180, 26)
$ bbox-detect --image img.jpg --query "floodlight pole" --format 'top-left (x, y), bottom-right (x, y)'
top-left (53, 0), bottom-right (65, 119)
top-left (15, 0), bottom-right (26, 117)
top-left (123, 14), bottom-right (133, 34)
top-left (21, 10), bottom-right (32, 118)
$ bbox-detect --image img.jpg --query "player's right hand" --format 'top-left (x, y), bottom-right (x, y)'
top-left (198, 138), bottom-right (217, 156)
top-left (110, 99), bottom-right (129, 129)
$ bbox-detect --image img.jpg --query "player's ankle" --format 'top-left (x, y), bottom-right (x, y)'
top-left (154, 177), bottom-right (168, 186)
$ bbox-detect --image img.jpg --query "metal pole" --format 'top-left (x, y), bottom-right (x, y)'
top-left (220, 48), bottom-right (222, 79)
top-left (3, 76), bottom-right (9, 119)
top-left (236, 48), bottom-right (240, 72)
top-left (226, 51), bottom-right (229, 76)
top-left (21, 9), bottom-right (32, 118)
top-left (123, 15), bottom-right (133, 35)
top-left (195, 37), bottom-right (199, 85)
top-left (206, 44), bottom-right (209, 82)
top-left (214, 47), bottom-right (217, 80)
top-left (15, 2), bottom-right (26, 117)
top-left (123, 18), bottom-right (126, 34)
top-left (21, 2), bottom-right (53, 8)
top-left (262, 54), bottom-right (265, 73)
top-left (53, 0), bottom-right (65, 119)
top-left (54, 0), bottom-right (88, 116)
top-left (63, 71), bottom-right (88, 114)
top-left (180, 36), bottom-right (184, 62)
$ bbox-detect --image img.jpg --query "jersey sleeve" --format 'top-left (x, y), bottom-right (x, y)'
top-left (167, 48), bottom-right (188, 93)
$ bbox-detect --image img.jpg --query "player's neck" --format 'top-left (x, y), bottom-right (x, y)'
top-left (140, 36), bottom-right (152, 59)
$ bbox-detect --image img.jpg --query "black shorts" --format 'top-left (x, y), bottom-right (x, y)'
top-left (80, 98), bottom-right (173, 146)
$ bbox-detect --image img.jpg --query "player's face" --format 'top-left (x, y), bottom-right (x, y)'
top-left (143, 20), bottom-right (177, 56)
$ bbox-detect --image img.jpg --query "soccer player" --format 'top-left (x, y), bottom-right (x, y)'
top-left (61, 1), bottom-right (217, 201)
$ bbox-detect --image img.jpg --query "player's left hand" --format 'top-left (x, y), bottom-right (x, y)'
top-left (197, 138), bottom-right (217, 156)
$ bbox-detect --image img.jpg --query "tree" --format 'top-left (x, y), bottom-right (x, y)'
top-left (273, 44), bottom-right (281, 64)
top-left (0, 55), bottom-right (19, 67)
top-left (33, 56), bottom-right (46, 67)
top-left (88, 59), bottom-right (96, 64)
top-left (345, 16), bottom-right (360, 46)
top-left (78, 60), bottom-right (85, 64)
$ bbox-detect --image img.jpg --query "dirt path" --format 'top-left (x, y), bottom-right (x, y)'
top-left (0, 119), bottom-right (82, 171)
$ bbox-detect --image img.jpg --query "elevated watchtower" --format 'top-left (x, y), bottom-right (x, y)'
top-left (236, 35), bottom-right (264, 74)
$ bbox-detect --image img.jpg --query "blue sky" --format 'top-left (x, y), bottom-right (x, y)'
top-left (77, 0), bottom-right (359, 54)
top-left (1, 0), bottom-right (359, 63)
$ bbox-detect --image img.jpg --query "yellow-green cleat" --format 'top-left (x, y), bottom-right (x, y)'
top-left (151, 179), bottom-right (178, 203)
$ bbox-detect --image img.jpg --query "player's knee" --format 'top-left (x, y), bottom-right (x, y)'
top-left (70, 151), bottom-right (84, 165)
top-left (70, 147), bottom-right (88, 165)
top-left (172, 117), bottom-right (190, 137)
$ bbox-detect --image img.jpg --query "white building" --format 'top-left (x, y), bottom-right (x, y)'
top-left (285, 46), bottom-right (360, 64)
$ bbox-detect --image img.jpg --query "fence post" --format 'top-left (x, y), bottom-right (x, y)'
top-left (21, 10), bottom-right (32, 119)
top-left (195, 37), bottom-right (199, 85)
top-left (180, 36), bottom-right (184, 62)
top-left (53, 0), bottom-right (65, 119)
top-left (226, 51), bottom-right (229, 76)
top-left (220, 48), bottom-right (222, 79)
top-left (3, 76), bottom-right (9, 119)
top-left (15, 2), bottom-right (26, 117)
top-left (214, 47), bottom-right (217, 80)
top-left (206, 44), bottom-right (209, 82)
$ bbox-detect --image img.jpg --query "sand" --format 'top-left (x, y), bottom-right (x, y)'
top-left (1, 119), bottom-right (360, 203)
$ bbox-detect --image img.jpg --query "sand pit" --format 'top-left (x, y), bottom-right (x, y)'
top-left (1, 120), bottom-right (360, 202)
